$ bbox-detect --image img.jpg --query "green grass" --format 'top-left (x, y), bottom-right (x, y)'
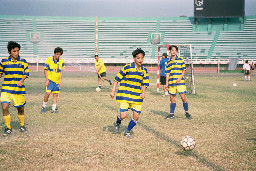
top-left (0, 72), bottom-right (255, 170)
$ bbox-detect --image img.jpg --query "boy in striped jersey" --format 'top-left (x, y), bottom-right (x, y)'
top-left (0, 41), bottom-right (29, 136)
top-left (165, 45), bottom-right (192, 119)
top-left (110, 48), bottom-right (149, 138)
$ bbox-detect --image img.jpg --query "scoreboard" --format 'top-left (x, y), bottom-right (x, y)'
top-left (194, 0), bottom-right (245, 18)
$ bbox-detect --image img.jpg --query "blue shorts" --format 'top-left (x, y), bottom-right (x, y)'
top-left (46, 80), bottom-right (60, 94)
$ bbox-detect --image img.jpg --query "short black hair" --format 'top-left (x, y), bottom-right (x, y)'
top-left (7, 41), bottom-right (20, 53)
top-left (95, 55), bottom-right (99, 58)
top-left (162, 53), bottom-right (167, 57)
top-left (132, 48), bottom-right (145, 58)
top-left (54, 47), bottom-right (63, 55)
top-left (245, 60), bottom-right (248, 63)
top-left (169, 45), bottom-right (178, 51)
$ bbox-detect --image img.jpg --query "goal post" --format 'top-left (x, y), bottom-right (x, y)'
top-left (157, 44), bottom-right (196, 95)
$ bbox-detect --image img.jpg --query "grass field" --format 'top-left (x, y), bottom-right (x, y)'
top-left (0, 71), bottom-right (255, 170)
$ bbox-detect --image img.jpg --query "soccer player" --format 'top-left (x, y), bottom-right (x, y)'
top-left (250, 62), bottom-right (254, 76)
top-left (165, 45), bottom-right (192, 119)
top-left (110, 48), bottom-right (149, 138)
top-left (95, 55), bottom-right (112, 89)
top-left (0, 41), bottom-right (29, 136)
top-left (41, 47), bottom-right (65, 114)
top-left (160, 53), bottom-right (169, 96)
top-left (243, 60), bottom-right (250, 81)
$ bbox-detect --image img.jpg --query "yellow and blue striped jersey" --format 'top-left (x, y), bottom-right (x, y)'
top-left (0, 56), bottom-right (29, 95)
top-left (114, 62), bottom-right (149, 105)
top-left (166, 56), bottom-right (186, 86)
top-left (95, 58), bottom-right (106, 74)
top-left (44, 56), bottom-right (65, 84)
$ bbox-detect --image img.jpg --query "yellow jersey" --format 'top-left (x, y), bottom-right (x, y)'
top-left (95, 58), bottom-right (106, 74)
top-left (44, 56), bottom-right (65, 84)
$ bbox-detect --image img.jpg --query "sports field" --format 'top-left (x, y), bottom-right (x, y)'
top-left (0, 71), bottom-right (255, 170)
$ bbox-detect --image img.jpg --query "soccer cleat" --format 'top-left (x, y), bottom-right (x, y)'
top-left (165, 114), bottom-right (175, 119)
top-left (20, 126), bottom-right (28, 133)
top-left (109, 80), bottom-right (112, 85)
top-left (185, 112), bottom-right (192, 119)
top-left (41, 107), bottom-right (46, 114)
top-left (124, 130), bottom-right (132, 138)
top-left (114, 122), bottom-right (120, 132)
top-left (51, 108), bottom-right (59, 114)
top-left (3, 128), bottom-right (12, 136)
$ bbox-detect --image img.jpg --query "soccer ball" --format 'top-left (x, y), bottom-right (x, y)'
top-left (180, 136), bottom-right (196, 151)
top-left (233, 83), bottom-right (237, 87)
top-left (96, 87), bottom-right (101, 92)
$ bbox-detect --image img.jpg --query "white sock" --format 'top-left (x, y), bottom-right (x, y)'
top-left (52, 104), bottom-right (56, 111)
top-left (43, 102), bottom-right (47, 108)
top-left (248, 76), bottom-right (251, 80)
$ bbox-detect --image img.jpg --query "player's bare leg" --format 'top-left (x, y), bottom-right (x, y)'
top-left (52, 93), bottom-right (58, 113)
top-left (102, 77), bottom-right (112, 85)
top-left (41, 92), bottom-right (51, 114)
top-left (98, 77), bottom-right (102, 88)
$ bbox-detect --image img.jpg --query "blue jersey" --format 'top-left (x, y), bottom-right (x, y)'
top-left (160, 58), bottom-right (169, 77)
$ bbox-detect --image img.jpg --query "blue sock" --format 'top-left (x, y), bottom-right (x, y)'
top-left (183, 103), bottom-right (188, 112)
top-left (170, 103), bottom-right (176, 114)
top-left (127, 119), bottom-right (137, 132)
top-left (98, 85), bottom-right (101, 88)
top-left (116, 115), bottom-right (121, 124)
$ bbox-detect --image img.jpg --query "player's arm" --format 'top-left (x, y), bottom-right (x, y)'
top-left (140, 86), bottom-right (147, 99)
top-left (0, 73), bottom-right (2, 78)
top-left (17, 75), bottom-right (28, 87)
top-left (176, 70), bottom-right (186, 84)
top-left (44, 69), bottom-right (49, 86)
top-left (58, 70), bottom-right (63, 87)
top-left (165, 73), bottom-right (170, 91)
top-left (110, 81), bottom-right (118, 99)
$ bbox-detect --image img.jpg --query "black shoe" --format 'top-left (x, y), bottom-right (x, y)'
top-left (109, 80), bottom-right (112, 85)
top-left (165, 114), bottom-right (174, 119)
top-left (3, 128), bottom-right (12, 136)
top-left (124, 130), bottom-right (132, 138)
top-left (41, 107), bottom-right (46, 114)
top-left (114, 122), bottom-right (120, 132)
top-left (51, 108), bottom-right (59, 114)
top-left (20, 126), bottom-right (29, 133)
top-left (185, 112), bottom-right (192, 119)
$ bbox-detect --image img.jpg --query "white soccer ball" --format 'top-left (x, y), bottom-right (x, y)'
top-left (233, 83), bottom-right (237, 87)
top-left (180, 136), bottom-right (196, 151)
top-left (96, 87), bottom-right (101, 92)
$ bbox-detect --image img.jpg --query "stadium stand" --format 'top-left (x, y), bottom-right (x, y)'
top-left (0, 15), bottom-right (255, 63)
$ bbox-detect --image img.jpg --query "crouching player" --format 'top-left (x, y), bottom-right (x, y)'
top-left (0, 41), bottom-right (29, 136)
top-left (41, 47), bottom-right (65, 114)
top-left (110, 48), bottom-right (149, 138)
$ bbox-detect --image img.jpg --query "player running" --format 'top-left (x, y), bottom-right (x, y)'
top-left (0, 41), bottom-right (29, 136)
top-left (41, 47), bottom-right (65, 114)
top-left (165, 45), bottom-right (192, 119)
top-left (95, 55), bottom-right (112, 89)
top-left (110, 48), bottom-right (149, 138)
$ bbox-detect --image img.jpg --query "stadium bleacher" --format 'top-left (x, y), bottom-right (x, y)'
top-left (0, 15), bottom-right (255, 62)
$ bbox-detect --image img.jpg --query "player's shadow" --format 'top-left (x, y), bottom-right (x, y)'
top-left (150, 110), bottom-right (167, 116)
top-left (151, 110), bottom-right (182, 118)
top-left (139, 122), bottom-right (225, 171)
top-left (102, 124), bottom-right (127, 135)
top-left (1, 121), bottom-right (21, 130)
top-left (247, 138), bottom-right (256, 149)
